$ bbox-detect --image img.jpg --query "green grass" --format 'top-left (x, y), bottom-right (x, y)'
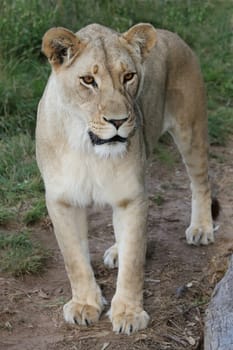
top-left (208, 107), bottom-right (233, 146)
top-left (23, 198), bottom-right (47, 225)
top-left (0, 231), bottom-right (50, 276)
top-left (151, 194), bottom-right (165, 207)
top-left (0, 208), bottom-right (15, 226)
top-left (0, 134), bottom-right (46, 225)
top-left (154, 139), bottom-right (178, 167)
top-left (0, 58), bottom-right (49, 136)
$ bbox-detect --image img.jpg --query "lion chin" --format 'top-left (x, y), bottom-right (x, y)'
top-left (94, 143), bottom-right (128, 159)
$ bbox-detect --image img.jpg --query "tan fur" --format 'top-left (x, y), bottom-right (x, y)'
top-left (36, 23), bottom-right (214, 334)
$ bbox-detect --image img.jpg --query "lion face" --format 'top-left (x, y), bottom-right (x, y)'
top-left (42, 24), bottom-right (157, 158)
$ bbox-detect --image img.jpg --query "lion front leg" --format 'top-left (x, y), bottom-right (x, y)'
top-left (108, 197), bottom-right (149, 334)
top-left (46, 198), bottom-right (104, 326)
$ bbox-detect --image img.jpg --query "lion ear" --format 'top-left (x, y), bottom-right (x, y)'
top-left (122, 23), bottom-right (157, 60)
top-left (42, 27), bottom-right (83, 68)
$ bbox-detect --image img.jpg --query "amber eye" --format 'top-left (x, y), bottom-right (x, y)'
top-left (123, 72), bottom-right (136, 83)
top-left (80, 75), bottom-right (97, 87)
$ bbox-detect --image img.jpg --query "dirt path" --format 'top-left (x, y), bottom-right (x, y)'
top-left (1, 140), bottom-right (233, 350)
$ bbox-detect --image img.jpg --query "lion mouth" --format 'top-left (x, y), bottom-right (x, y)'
top-left (88, 131), bottom-right (127, 146)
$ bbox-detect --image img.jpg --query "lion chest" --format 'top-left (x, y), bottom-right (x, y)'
top-left (45, 151), bottom-right (143, 208)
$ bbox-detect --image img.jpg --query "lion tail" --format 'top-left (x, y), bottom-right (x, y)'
top-left (211, 197), bottom-right (220, 220)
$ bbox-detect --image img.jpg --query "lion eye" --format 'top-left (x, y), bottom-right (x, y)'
top-left (80, 75), bottom-right (97, 87)
top-left (123, 72), bottom-right (136, 84)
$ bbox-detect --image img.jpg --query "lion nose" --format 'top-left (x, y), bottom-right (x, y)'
top-left (104, 117), bottom-right (128, 130)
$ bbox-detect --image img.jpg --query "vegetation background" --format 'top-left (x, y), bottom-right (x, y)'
top-left (0, 0), bottom-right (232, 274)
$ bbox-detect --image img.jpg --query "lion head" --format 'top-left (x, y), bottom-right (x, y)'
top-left (42, 23), bottom-right (157, 158)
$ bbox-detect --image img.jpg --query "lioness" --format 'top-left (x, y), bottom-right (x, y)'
top-left (36, 23), bottom-right (217, 334)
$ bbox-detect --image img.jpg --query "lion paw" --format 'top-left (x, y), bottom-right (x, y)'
top-left (104, 243), bottom-right (118, 269)
top-left (186, 225), bottom-right (214, 245)
top-left (63, 299), bottom-right (103, 326)
top-left (108, 297), bottom-right (149, 334)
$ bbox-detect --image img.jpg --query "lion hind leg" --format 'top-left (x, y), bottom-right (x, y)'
top-left (169, 123), bottom-right (214, 245)
top-left (104, 243), bottom-right (118, 269)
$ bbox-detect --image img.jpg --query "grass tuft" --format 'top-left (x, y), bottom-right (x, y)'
top-left (0, 208), bottom-right (16, 226)
top-left (208, 107), bottom-right (233, 146)
top-left (152, 194), bottom-right (165, 207)
top-left (23, 199), bottom-right (47, 225)
top-left (154, 141), bottom-right (177, 167)
top-left (0, 134), bottom-right (45, 224)
top-left (0, 231), bottom-right (50, 276)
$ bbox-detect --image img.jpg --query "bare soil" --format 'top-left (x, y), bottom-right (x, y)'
top-left (1, 140), bottom-right (233, 350)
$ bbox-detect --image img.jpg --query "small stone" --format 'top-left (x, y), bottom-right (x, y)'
top-left (175, 285), bottom-right (188, 298)
top-left (186, 282), bottom-right (193, 288)
top-left (187, 336), bottom-right (195, 345)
